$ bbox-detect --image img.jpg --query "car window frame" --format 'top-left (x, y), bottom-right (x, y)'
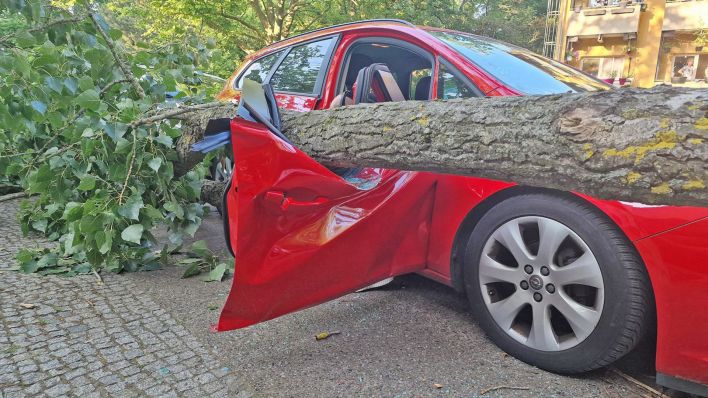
top-left (435, 56), bottom-right (484, 99)
top-left (233, 49), bottom-right (288, 90)
top-left (261, 34), bottom-right (340, 97)
top-left (334, 36), bottom-right (436, 100)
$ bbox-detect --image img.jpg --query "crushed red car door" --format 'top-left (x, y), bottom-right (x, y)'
top-left (216, 118), bottom-right (437, 331)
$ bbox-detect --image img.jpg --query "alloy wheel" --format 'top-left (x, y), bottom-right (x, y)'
top-left (479, 216), bottom-right (604, 351)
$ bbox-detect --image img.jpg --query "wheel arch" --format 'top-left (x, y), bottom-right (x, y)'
top-left (448, 185), bottom-right (656, 317)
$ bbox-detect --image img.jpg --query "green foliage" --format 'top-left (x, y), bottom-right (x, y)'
top-left (0, 1), bottom-right (223, 275)
top-left (19, 0), bottom-right (550, 63)
top-left (100, 0), bottom-right (547, 79)
top-left (177, 240), bottom-right (233, 282)
top-left (101, 0), bottom-right (243, 78)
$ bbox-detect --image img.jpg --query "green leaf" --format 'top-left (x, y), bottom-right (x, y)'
top-left (63, 203), bottom-right (84, 222)
top-left (15, 31), bottom-right (36, 48)
top-left (178, 258), bottom-right (202, 264)
top-left (117, 194), bottom-right (144, 221)
top-left (37, 253), bottom-right (59, 269)
top-left (45, 77), bottom-right (63, 93)
top-left (189, 240), bottom-right (211, 258)
top-left (154, 134), bottom-right (173, 147)
top-left (16, 249), bottom-right (36, 264)
top-left (121, 224), bottom-right (144, 244)
top-left (31, 218), bottom-right (48, 233)
top-left (14, 57), bottom-right (30, 78)
top-left (77, 176), bottom-right (96, 191)
top-left (30, 101), bottom-right (47, 115)
top-left (108, 28), bottom-right (123, 40)
top-left (164, 201), bottom-right (184, 219)
top-left (76, 89), bottom-right (101, 112)
top-left (147, 157), bottom-right (162, 172)
top-left (202, 263), bottom-right (226, 282)
top-left (78, 76), bottom-right (94, 91)
top-left (20, 260), bottom-right (39, 274)
top-left (181, 263), bottom-right (201, 278)
top-left (104, 122), bottom-right (128, 141)
top-left (64, 78), bottom-right (78, 94)
top-left (95, 231), bottom-right (113, 254)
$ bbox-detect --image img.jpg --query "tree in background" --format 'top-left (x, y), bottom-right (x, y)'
top-left (100, 0), bottom-right (547, 77)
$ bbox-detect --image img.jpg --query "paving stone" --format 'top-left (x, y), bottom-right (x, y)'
top-left (0, 198), bottom-right (245, 397)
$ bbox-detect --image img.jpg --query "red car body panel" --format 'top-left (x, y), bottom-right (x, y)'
top-left (219, 120), bottom-right (435, 330)
top-left (216, 21), bottom-right (708, 388)
top-left (635, 218), bottom-right (708, 383)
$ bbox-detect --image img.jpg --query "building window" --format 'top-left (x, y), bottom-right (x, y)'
top-left (672, 54), bottom-right (699, 81)
top-left (580, 57), bottom-right (626, 79)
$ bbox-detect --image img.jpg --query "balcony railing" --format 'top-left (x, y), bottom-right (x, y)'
top-left (573, 0), bottom-right (642, 9)
top-left (664, 0), bottom-right (708, 30)
top-left (566, 2), bottom-right (642, 36)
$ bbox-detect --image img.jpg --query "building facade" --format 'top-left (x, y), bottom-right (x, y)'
top-left (545, 0), bottom-right (707, 87)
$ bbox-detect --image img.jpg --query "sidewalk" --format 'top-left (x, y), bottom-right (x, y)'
top-left (0, 198), bottom-right (251, 398)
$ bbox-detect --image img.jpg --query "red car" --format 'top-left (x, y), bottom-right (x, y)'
top-left (214, 20), bottom-right (708, 395)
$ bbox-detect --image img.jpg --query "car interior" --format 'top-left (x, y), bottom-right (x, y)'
top-left (331, 41), bottom-right (434, 108)
top-left (327, 41), bottom-right (434, 184)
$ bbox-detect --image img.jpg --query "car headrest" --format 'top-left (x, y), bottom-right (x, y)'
top-left (414, 76), bottom-right (431, 100)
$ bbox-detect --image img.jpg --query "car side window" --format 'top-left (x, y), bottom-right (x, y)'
top-left (437, 59), bottom-right (479, 99)
top-left (270, 37), bottom-right (335, 94)
top-left (236, 50), bottom-right (283, 89)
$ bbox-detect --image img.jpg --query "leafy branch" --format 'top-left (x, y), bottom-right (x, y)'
top-left (88, 12), bottom-right (146, 99)
top-left (0, 1), bottom-right (224, 277)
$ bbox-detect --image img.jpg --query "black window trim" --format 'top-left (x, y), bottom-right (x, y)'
top-left (235, 34), bottom-right (341, 98)
top-left (436, 56), bottom-right (484, 98)
top-left (335, 36), bottom-right (436, 100)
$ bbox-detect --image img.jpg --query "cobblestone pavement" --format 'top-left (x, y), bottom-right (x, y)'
top-left (0, 198), bottom-right (251, 397)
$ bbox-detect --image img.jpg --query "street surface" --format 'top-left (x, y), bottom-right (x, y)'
top-left (0, 198), bottom-right (677, 397)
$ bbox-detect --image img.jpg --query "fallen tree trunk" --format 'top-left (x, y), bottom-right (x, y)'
top-left (201, 179), bottom-right (227, 213)
top-left (174, 102), bottom-right (236, 178)
top-left (280, 86), bottom-right (707, 207)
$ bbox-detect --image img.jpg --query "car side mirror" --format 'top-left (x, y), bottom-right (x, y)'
top-left (238, 79), bottom-right (290, 144)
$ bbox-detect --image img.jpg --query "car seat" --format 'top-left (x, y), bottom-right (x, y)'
top-left (351, 63), bottom-right (406, 104)
top-left (326, 64), bottom-right (405, 186)
top-left (414, 76), bottom-right (431, 100)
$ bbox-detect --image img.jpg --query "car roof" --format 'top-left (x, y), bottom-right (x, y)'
top-left (244, 19), bottom-right (435, 61)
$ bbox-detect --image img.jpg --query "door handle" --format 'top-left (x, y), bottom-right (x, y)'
top-left (264, 190), bottom-right (329, 211)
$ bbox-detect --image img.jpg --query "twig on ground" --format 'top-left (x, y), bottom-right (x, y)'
top-left (0, 192), bottom-right (27, 203)
top-left (92, 269), bottom-right (104, 285)
top-left (479, 385), bottom-right (530, 395)
top-left (608, 368), bottom-right (669, 398)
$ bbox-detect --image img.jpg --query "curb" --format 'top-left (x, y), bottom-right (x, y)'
top-left (0, 192), bottom-right (27, 203)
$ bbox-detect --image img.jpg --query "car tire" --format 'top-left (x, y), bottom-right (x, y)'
top-left (463, 192), bottom-right (653, 374)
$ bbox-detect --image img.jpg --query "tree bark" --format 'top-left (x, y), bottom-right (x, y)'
top-left (201, 179), bottom-right (227, 212)
top-left (174, 102), bottom-right (236, 178)
top-left (280, 86), bottom-right (707, 207)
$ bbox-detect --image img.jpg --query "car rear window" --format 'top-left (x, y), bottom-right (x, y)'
top-left (270, 37), bottom-right (335, 94)
top-left (427, 30), bottom-right (609, 95)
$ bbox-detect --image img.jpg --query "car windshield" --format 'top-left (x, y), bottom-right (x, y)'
top-left (427, 30), bottom-right (609, 94)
